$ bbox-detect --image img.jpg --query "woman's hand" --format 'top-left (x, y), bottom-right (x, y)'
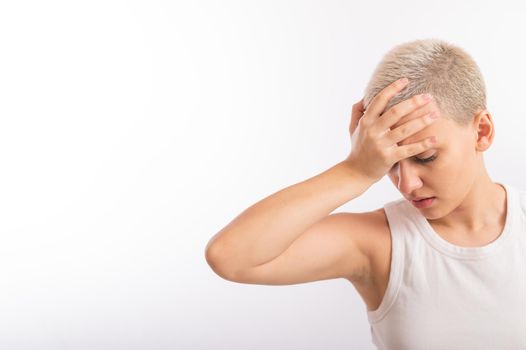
top-left (344, 78), bottom-right (440, 183)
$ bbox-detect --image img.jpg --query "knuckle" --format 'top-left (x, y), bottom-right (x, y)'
top-left (426, 112), bottom-right (438, 122)
top-left (416, 118), bottom-right (427, 128)
top-left (424, 116), bottom-right (434, 125)
top-left (404, 145), bottom-right (415, 157)
top-left (416, 117), bottom-right (428, 128)
top-left (393, 148), bottom-right (404, 160)
top-left (379, 89), bottom-right (391, 101)
top-left (399, 124), bottom-right (409, 135)
top-left (370, 94), bottom-right (382, 107)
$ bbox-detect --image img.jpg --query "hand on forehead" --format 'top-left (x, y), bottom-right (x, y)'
top-left (390, 99), bottom-right (441, 130)
top-left (391, 100), bottom-right (445, 149)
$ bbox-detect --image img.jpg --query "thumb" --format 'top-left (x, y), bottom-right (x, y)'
top-left (349, 98), bottom-right (365, 135)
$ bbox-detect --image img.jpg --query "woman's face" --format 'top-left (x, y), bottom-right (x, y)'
top-left (386, 100), bottom-right (482, 220)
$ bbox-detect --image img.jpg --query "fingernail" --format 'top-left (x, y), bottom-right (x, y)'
top-left (422, 93), bottom-right (432, 101)
top-left (399, 77), bottom-right (409, 85)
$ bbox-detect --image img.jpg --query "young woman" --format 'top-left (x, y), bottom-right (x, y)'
top-left (204, 38), bottom-right (526, 349)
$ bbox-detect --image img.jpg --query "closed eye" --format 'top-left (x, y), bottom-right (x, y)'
top-left (390, 154), bottom-right (437, 170)
top-left (415, 154), bottom-right (437, 163)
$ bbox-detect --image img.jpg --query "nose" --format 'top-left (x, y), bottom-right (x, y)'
top-left (393, 160), bottom-right (423, 196)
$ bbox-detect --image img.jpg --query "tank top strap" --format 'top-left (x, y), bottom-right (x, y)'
top-left (367, 198), bottom-right (422, 323)
top-left (367, 183), bottom-right (526, 350)
top-left (401, 182), bottom-right (520, 259)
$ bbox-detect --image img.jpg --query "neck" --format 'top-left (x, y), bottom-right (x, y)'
top-left (429, 172), bottom-right (506, 234)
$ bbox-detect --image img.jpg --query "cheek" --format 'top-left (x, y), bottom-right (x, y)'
top-left (433, 156), bottom-right (472, 184)
top-left (442, 148), bottom-right (473, 169)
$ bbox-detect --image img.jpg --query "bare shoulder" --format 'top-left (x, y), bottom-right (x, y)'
top-left (342, 207), bottom-right (391, 281)
top-left (364, 207), bottom-right (392, 273)
top-left (326, 208), bottom-right (391, 283)
top-left (343, 207), bottom-right (393, 311)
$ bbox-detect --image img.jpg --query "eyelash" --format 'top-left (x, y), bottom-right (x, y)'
top-left (391, 155), bottom-right (437, 170)
top-left (415, 155), bottom-right (437, 164)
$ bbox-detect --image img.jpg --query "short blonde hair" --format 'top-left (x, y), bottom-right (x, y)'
top-left (363, 38), bottom-right (487, 126)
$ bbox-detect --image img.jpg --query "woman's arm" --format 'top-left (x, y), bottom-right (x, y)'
top-left (204, 161), bottom-right (374, 277)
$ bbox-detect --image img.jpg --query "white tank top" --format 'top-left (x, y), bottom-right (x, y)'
top-left (366, 182), bottom-right (526, 349)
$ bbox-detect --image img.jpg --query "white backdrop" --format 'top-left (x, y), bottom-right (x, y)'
top-left (1, 1), bottom-right (525, 349)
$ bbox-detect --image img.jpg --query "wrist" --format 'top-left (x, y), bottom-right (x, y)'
top-left (336, 159), bottom-right (378, 187)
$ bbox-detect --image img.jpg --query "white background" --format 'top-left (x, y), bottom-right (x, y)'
top-left (1, 1), bottom-right (525, 349)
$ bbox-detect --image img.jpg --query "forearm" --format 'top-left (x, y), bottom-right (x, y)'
top-left (205, 161), bottom-right (374, 270)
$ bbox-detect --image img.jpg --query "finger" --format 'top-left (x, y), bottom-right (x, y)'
top-left (393, 135), bottom-right (437, 161)
top-left (349, 97), bottom-right (366, 134)
top-left (355, 97), bottom-right (365, 112)
top-left (384, 111), bottom-right (440, 145)
top-left (363, 78), bottom-right (409, 123)
top-left (374, 93), bottom-right (434, 132)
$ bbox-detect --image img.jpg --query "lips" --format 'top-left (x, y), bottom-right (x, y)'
top-left (410, 196), bottom-right (436, 208)
top-left (410, 196), bottom-right (433, 201)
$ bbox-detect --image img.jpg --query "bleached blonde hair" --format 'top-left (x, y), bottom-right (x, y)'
top-left (363, 38), bottom-right (487, 127)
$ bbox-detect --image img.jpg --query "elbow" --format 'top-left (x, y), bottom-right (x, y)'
top-left (205, 240), bottom-right (236, 281)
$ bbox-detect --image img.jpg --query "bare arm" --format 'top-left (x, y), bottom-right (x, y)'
top-left (205, 161), bottom-right (374, 278)
top-left (205, 77), bottom-right (437, 283)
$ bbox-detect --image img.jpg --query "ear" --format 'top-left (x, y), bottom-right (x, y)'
top-left (471, 109), bottom-right (494, 152)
